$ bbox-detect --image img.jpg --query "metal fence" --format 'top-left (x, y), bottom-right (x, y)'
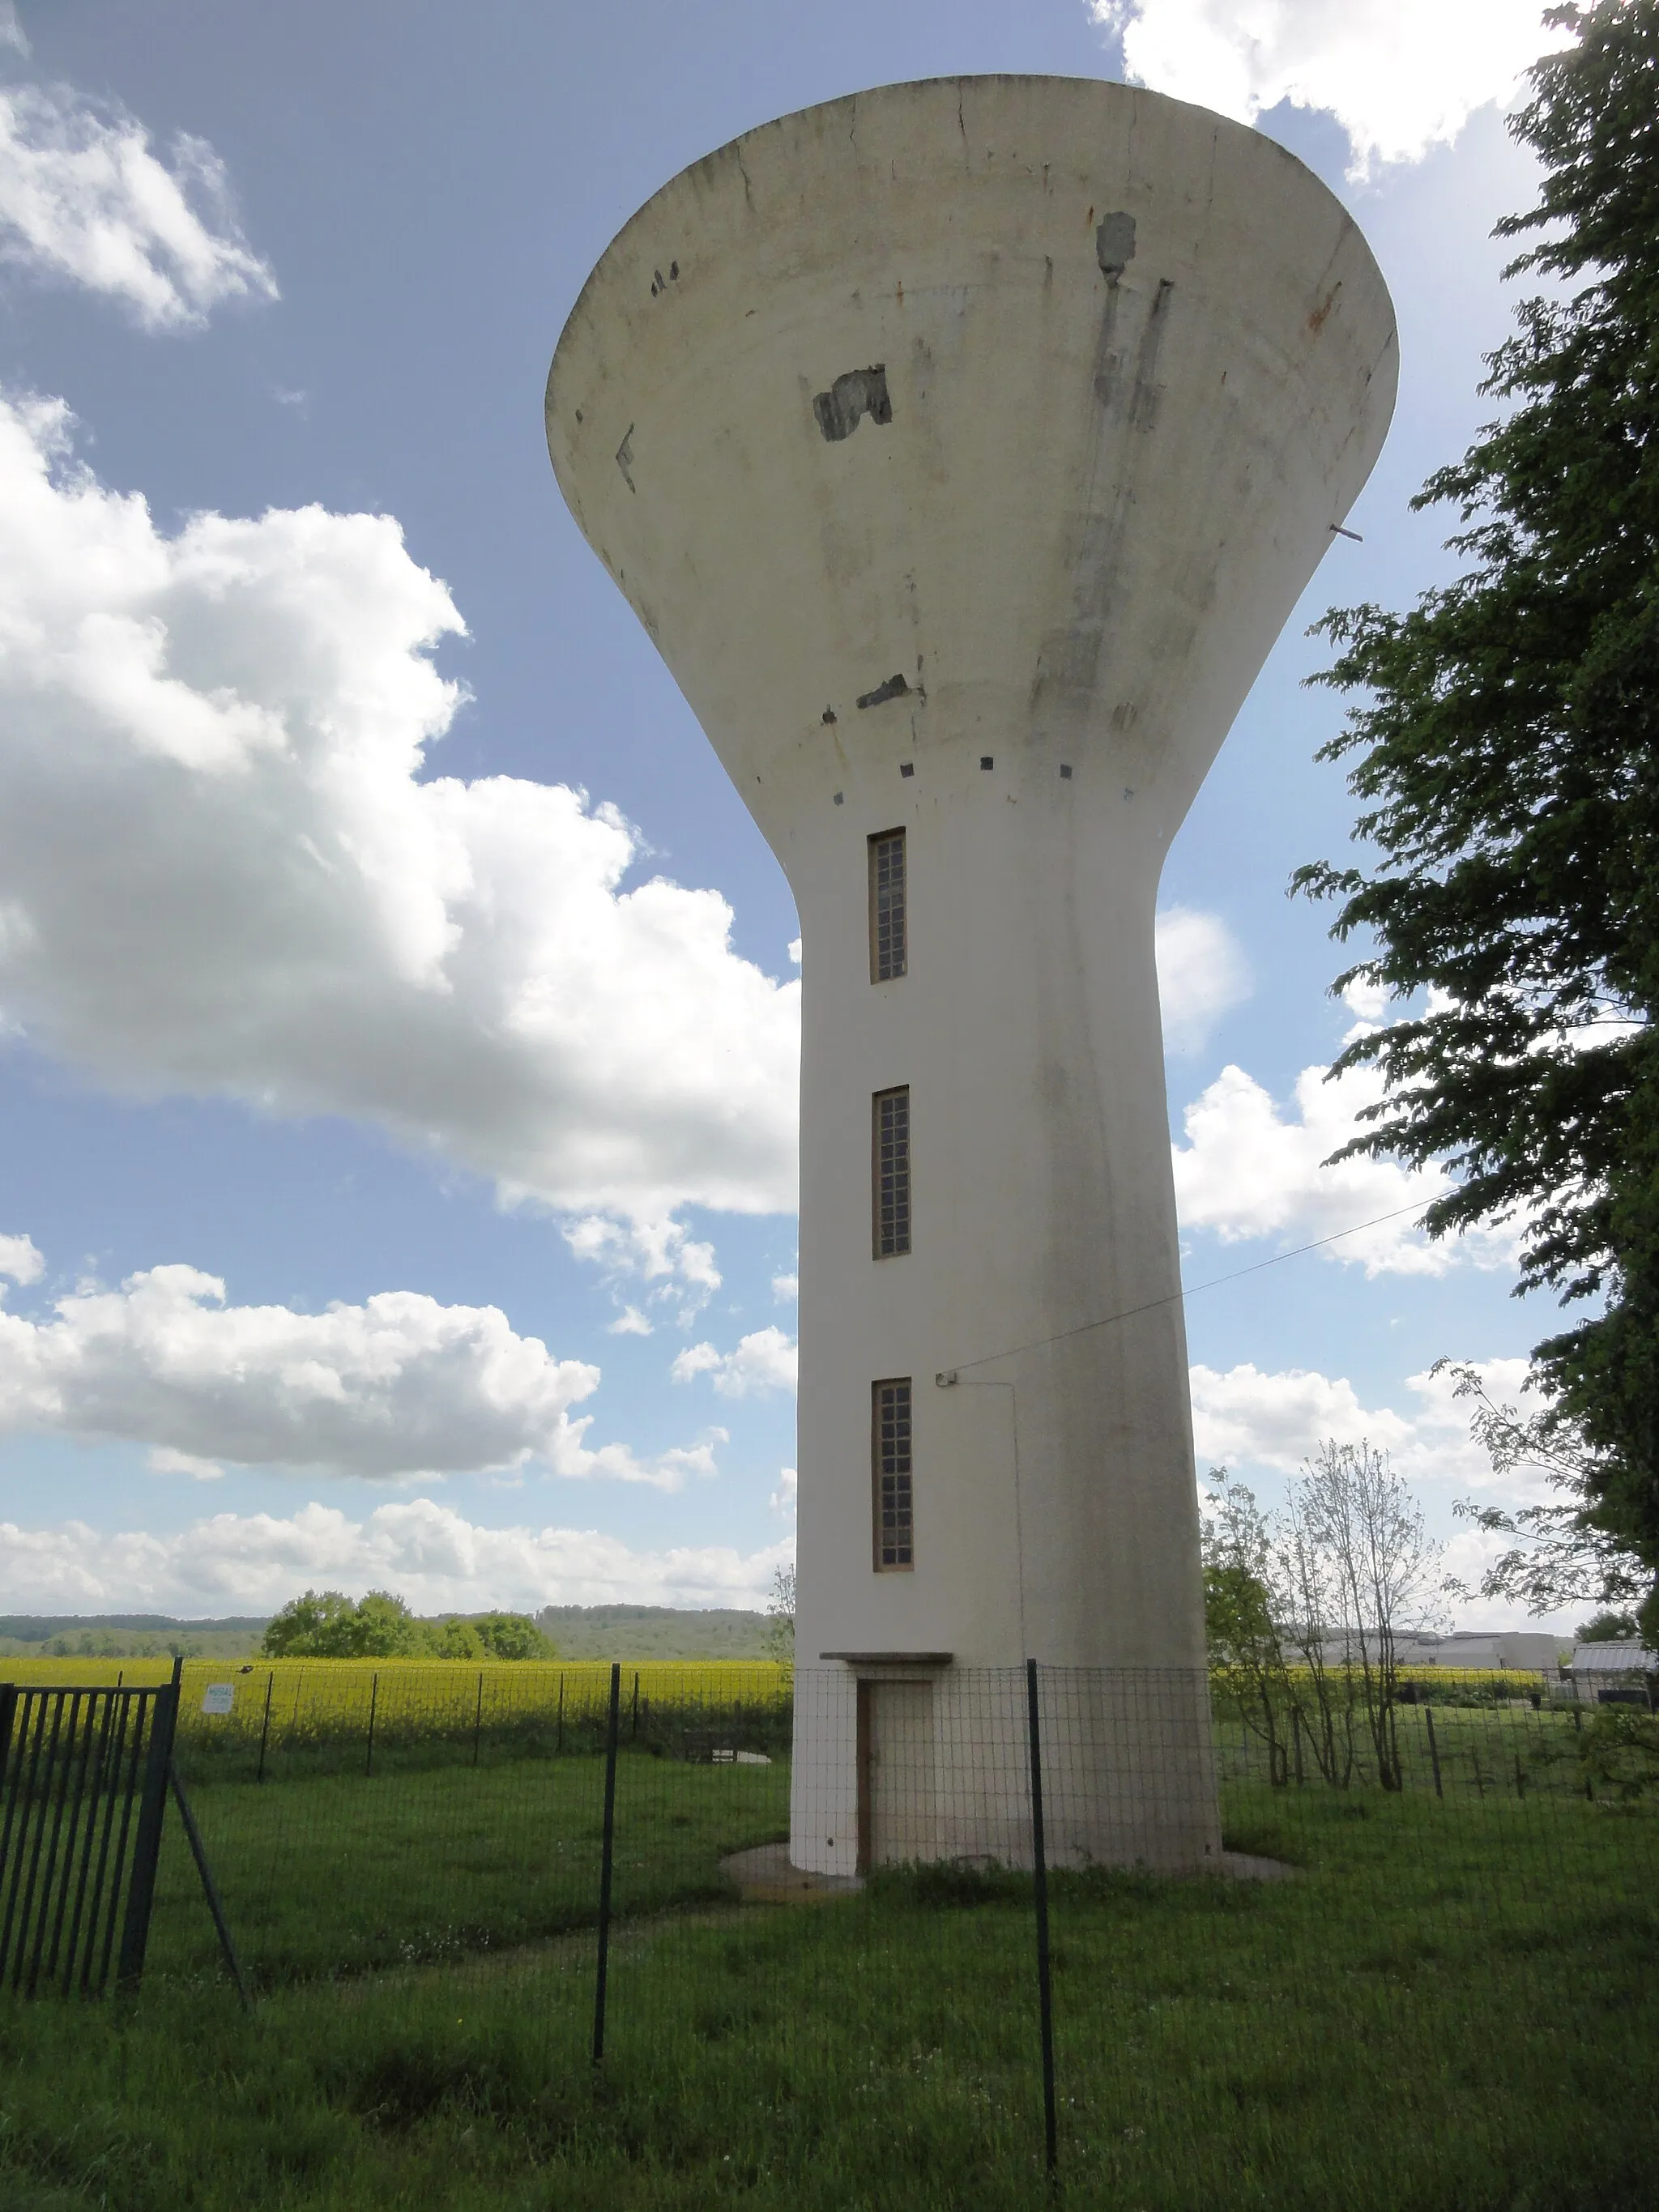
top-left (4, 1659), bottom-right (1656, 2195)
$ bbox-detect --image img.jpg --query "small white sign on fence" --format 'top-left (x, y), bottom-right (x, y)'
top-left (200, 1683), bottom-right (235, 1716)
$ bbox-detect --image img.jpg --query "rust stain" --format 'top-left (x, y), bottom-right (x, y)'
top-left (1307, 281), bottom-right (1342, 335)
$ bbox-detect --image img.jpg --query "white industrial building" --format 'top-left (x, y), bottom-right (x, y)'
top-left (548, 75), bottom-right (1397, 1873)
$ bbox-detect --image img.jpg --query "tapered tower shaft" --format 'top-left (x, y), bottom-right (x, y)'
top-left (548, 75), bottom-right (1397, 1872)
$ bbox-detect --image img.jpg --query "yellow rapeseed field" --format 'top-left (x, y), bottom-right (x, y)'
top-left (0, 1656), bottom-right (793, 1735)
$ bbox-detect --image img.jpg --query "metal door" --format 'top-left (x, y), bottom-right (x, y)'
top-left (863, 1679), bottom-right (936, 1866)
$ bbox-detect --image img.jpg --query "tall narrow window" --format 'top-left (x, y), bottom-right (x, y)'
top-left (873, 1378), bottom-right (914, 1570)
top-left (868, 829), bottom-right (906, 981)
top-left (873, 1086), bottom-right (911, 1257)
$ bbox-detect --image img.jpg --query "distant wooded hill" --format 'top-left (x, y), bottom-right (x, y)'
top-left (534, 1606), bottom-right (774, 1659)
top-left (0, 1615), bottom-right (271, 1660)
top-left (0, 1605), bottom-right (775, 1662)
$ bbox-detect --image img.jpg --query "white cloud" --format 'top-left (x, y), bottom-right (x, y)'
top-left (1172, 1056), bottom-right (1520, 1276)
top-left (672, 1326), bottom-right (798, 1400)
top-left (0, 1246), bottom-right (714, 1486)
top-left (0, 82), bottom-right (277, 327)
top-left (770, 1466), bottom-right (797, 1515)
top-left (0, 394), bottom-right (800, 1228)
top-left (147, 1445), bottom-right (224, 1481)
top-left (1092, 1), bottom-right (1557, 177)
top-left (561, 1216), bottom-right (723, 1315)
top-left (606, 1306), bottom-right (653, 1338)
top-left (1341, 974), bottom-right (1392, 1025)
top-left (1190, 1353), bottom-right (1533, 1487)
top-left (0, 1496), bottom-right (794, 1614)
top-left (1154, 906), bottom-right (1251, 1055)
top-left (0, 9), bottom-right (28, 58)
top-left (0, 1231), bottom-right (43, 1285)
top-left (770, 1272), bottom-right (798, 1304)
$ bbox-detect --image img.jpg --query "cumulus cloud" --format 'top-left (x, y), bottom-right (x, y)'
top-left (1190, 1353), bottom-right (1533, 1488)
top-left (0, 82), bottom-right (277, 327)
top-left (1091, 1), bottom-right (1557, 177)
top-left (1154, 906), bottom-right (1251, 1055)
top-left (770, 1466), bottom-right (798, 1515)
top-left (771, 1272), bottom-right (798, 1304)
top-left (0, 1247), bottom-right (716, 1486)
top-left (0, 1496), bottom-right (793, 1615)
top-left (0, 1231), bottom-right (42, 1285)
top-left (561, 1216), bottom-right (723, 1315)
top-left (1172, 1053), bottom-right (1520, 1276)
top-left (0, 394), bottom-right (800, 1229)
top-left (672, 1327), bottom-right (798, 1400)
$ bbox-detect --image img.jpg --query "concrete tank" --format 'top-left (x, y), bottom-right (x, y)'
top-left (547, 75), bottom-right (1397, 1874)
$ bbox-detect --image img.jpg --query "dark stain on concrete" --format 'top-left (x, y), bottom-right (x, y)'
top-left (856, 674), bottom-right (910, 710)
top-left (814, 365), bottom-right (892, 442)
top-left (1096, 211), bottom-right (1137, 284)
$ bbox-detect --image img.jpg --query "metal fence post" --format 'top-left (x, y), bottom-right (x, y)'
top-left (116, 1656), bottom-right (181, 1992)
top-left (167, 1760), bottom-right (252, 2011)
top-left (1025, 1658), bottom-right (1058, 2184)
top-left (256, 1673), bottom-right (274, 1784)
top-left (592, 1660), bottom-right (622, 2065)
top-left (1425, 1707), bottom-right (1444, 1799)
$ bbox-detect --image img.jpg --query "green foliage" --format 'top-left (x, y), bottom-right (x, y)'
top-left (432, 1618), bottom-right (484, 1660)
top-left (764, 1565), bottom-right (795, 1667)
top-left (1578, 1608), bottom-right (1640, 1641)
top-left (1294, 1), bottom-right (1659, 1593)
top-left (260, 1597), bottom-right (553, 1661)
top-left (262, 1591), bottom-right (424, 1660)
top-left (1579, 1703), bottom-right (1659, 1797)
top-left (467, 1612), bottom-right (552, 1660)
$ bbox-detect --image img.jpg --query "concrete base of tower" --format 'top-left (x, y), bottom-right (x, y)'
top-left (787, 1664), bottom-right (1221, 1880)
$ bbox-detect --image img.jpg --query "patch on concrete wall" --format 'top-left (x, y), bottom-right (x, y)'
top-left (1096, 211), bottom-right (1136, 284)
top-left (813, 366), bottom-right (892, 442)
top-left (857, 674), bottom-right (910, 710)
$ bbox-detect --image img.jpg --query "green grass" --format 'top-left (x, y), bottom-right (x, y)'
top-left (150, 1750), bottom-right (791, 1985)
top-left (0, 1745), bottom-right (1654, 2210)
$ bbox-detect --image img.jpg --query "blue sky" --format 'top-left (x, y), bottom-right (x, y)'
top-left (0, 0), bottom-right (1583, 1625)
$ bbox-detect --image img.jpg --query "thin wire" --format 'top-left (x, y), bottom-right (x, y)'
top-left (942, 1198), bottom-right (1428, 1378)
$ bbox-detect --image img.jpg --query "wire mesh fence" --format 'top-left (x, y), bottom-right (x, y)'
top-left (3, 1657), bottom-right (1656, 2203)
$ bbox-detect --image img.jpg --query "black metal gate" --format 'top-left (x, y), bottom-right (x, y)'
top-left (0, 1662), bottom-right (180, 1999)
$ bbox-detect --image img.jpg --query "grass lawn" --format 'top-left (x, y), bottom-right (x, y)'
top-left (0, 1741), bottom-right (1654, 2210)
top-left (147, 1750), bottom-right (790, 1985)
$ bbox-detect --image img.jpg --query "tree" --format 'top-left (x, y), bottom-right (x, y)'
top-left (765, 1565), bottom-right (795, 1666)
top-left (1439, 1361), bottom-right (1653, 1634)
top-left (1203, 1451), bottom-right (1444, 1789)
top-left (262, 1590), bottom-right (359, 1657)
top-left (470, 1612), bottom-right (552, 1660)
top-left (1292, 2), bottom-right (1659, 1609)
top-left (1292, 1442), bottom-right (1444, 1791)
top-left (259, 1588), bottom-right (422, 1658)
top-left (1201, 1471), bottom-right (1298, 1784)
top-left (433, 1618), bottom-right (485, 1660)
top-left (1579, 1609), bottom-right (1640, 1641)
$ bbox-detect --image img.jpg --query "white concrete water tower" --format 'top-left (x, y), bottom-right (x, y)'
top-left (548, 76), bottom-right (1396, 1875)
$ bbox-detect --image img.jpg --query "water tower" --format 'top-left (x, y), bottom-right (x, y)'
top-left (548, 76), bottom-right (1396, 1874)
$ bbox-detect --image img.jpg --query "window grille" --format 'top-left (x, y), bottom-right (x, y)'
top-left (872, 1086), bottom-right (911, 1257)
top-left (868, 829), bottom-right (906, 981)
top-left (873, 1378), bottom-right (914, 1570)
